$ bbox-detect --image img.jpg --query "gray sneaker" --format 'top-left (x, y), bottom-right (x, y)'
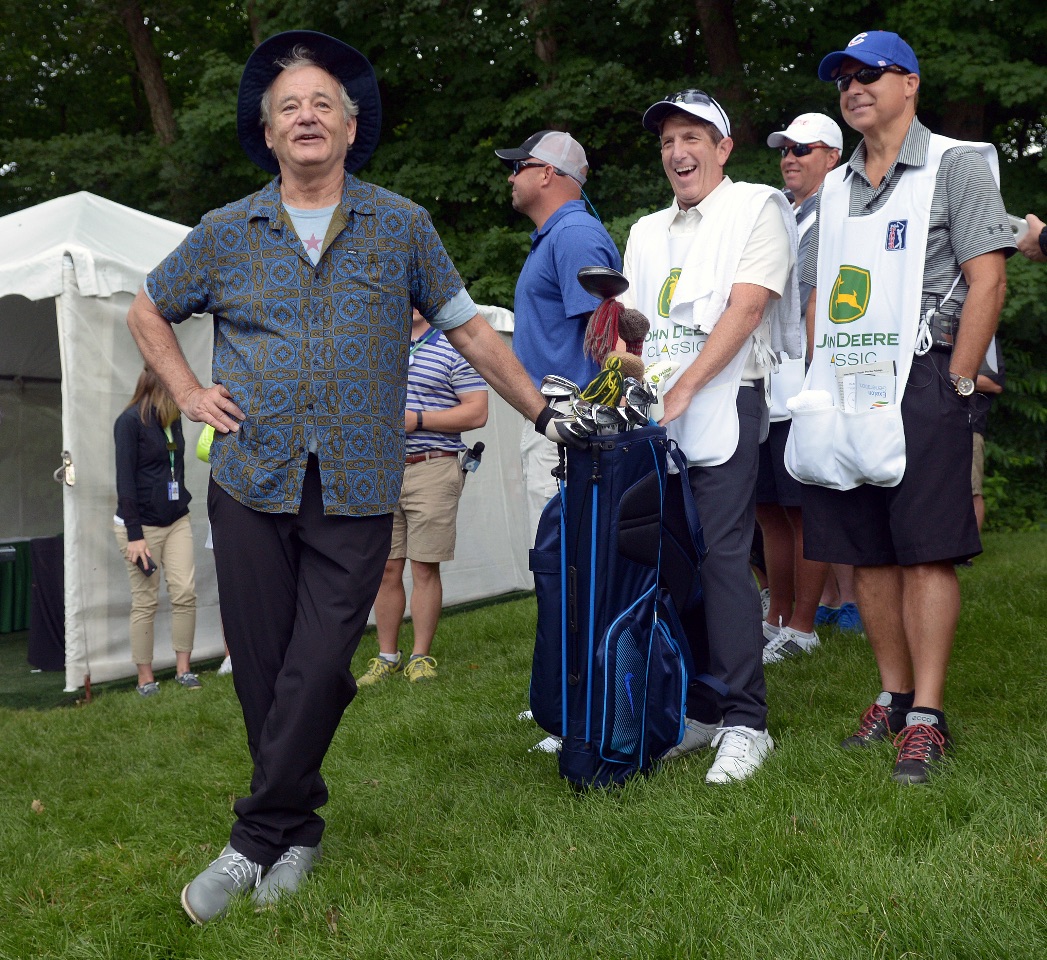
top-left (660, 717), bottom-right (721, 761)
top-left (175, 671), bottom-right (203, 689)
top-left (136, 681), bottom-right (160, 697)
top-left (252, 844), bottom-right (322, 908)
top-left (181, 844), bottom-right (263, 924)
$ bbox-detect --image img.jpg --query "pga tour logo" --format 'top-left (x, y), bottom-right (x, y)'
top-left (886, 220), bottom-right (907, 251)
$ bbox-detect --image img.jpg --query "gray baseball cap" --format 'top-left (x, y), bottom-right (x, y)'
top-left (495, 130), bottom-right (589, 186)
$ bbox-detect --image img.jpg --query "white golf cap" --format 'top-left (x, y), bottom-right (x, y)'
top-left (766, 113), bottom-right (843, 150)
top-left (642, 90), bottom-right (731, 140)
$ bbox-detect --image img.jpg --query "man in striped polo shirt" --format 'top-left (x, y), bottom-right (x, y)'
top-left (360, 309), bottom-right (489, 684)
top-left (795, 31), bottom-right (1013, 784)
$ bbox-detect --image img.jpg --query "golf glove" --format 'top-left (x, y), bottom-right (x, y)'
top-left (535, 406), bottom-right (589, 449)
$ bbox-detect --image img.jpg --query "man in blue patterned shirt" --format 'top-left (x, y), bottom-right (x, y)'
top-left (126, 31), bottom-right (575, 923)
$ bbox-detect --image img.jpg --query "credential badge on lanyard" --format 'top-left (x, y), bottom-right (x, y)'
top-left (163, 424), bottom-right (179, 501)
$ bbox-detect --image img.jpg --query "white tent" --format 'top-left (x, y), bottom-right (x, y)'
top-left (0, 192), bottom-right (531, 692)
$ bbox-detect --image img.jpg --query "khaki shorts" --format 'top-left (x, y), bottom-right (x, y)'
top-left (388, 455), bottom-right (465, 562)
top-left (971, 431), bottom-right (986, 496)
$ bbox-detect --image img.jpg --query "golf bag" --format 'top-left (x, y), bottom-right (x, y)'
top-left (528, 425), bottom-right (723, 789)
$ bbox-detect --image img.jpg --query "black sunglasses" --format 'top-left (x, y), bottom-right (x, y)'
top-left (834, 65), bottom-right (908, 92)
top-left (510, 159), bottom-right (547, 176)
top-left (662, 88), bottom-right (730, 135)
top-left (779, 144), bottom-right (832, 159)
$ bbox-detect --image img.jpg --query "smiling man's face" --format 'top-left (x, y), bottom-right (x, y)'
top-left (264, 64), bottom-right (356, 179)
top-left (659, 113), bottom-right (733, 211)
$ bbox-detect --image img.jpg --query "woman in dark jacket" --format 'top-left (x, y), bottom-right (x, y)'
top-left (114, 366), bottom-right (199, 696)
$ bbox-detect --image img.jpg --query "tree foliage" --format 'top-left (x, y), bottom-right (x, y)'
top-left (1, 0), bottom-right (1045, 524)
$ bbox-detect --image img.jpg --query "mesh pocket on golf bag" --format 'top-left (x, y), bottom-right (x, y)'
top-left (595, 587), bottom-right (688, 769)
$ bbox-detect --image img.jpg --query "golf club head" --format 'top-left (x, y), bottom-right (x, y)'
top-left (592, 403), bottom-right (627, 435)
top-left (624, 378), bottom-right (656, 408)
top-left (540, 375), bottom-right (580, 399)
top-left (622, 399), bottom-right (652, 429)
top-left (571, 399), bottom-right (598, 432)
top-left (576, 266), bottom-right (629, 300)
top-left (562, 417), bottom-right (595, 442)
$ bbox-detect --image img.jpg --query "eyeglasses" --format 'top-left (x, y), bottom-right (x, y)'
top-left (511, 160), bottom-right (547, 176)
top-left (779, 144), bottom-right (832, 159)
top-left (834, 65), bottom-right (908, 92)
top-left (661, 89), bottom-right (731, 136)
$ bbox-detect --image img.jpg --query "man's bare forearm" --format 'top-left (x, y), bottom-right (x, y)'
top-left (445, 315), bottom-right (545, 423)
top-left (126, 289), bottom-right (204, 407)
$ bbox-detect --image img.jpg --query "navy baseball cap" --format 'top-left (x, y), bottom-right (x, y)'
top-left (818, 31), bottom-right (920, 82)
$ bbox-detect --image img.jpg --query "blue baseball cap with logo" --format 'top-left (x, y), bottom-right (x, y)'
top-left (818, 31), bottom-right (920, 82)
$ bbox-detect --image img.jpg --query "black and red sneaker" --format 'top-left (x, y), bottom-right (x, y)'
top-left (841, 693), bottom-right (908, 749)
top-left (891, 717), bottom-right (952, 785)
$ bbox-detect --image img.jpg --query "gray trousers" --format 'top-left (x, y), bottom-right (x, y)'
top-left (682, 385), bottom-right (768, 730)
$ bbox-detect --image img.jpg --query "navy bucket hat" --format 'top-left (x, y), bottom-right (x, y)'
top-left (236, 30), bottom-right (381, 175)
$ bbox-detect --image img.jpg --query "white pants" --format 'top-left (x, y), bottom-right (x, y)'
top-left (520, 423), bottom-right (561, 547)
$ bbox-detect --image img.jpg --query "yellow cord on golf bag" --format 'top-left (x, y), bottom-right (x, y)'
top-left (579, 355), bottom-right (624, 407)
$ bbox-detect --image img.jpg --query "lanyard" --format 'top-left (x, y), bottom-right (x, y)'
top-left (162, 424), bottom-right (176, 479)
top-left (409, 327), bottom-right (439, 361)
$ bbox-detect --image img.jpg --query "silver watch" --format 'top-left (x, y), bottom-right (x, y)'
top-left (949, 372), bottom-right (975, 397)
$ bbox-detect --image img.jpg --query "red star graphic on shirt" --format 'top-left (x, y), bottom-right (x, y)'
top-left (305, 233), bottom-right (322, 253)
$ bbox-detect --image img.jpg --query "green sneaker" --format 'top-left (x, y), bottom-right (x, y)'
top-left (404, 655), bottom-right (437, 683)
top-left (356, 655), bottom-right (403, 687)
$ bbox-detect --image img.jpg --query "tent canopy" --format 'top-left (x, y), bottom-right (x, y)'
top-left (0, 192), bottom-right (199, 379)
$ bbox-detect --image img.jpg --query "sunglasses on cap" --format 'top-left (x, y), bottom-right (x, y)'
top-left (834, 64), bottom-right (908, 92)
top-left (779, 143), bottom-right (833, 159)
top-left (662, 88), bottom-right (730, 134)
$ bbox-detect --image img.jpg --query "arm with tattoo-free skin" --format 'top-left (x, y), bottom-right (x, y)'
top-left (405, 390), bottom-right (488, 433)
top-left (948, 251), bottom-right (1007, 384)
top-left (126, 289), bottom-right (245, 432)
top-left (444, 315), bottom-right (547, 423)
top-left (658, 282), bottom-right (772, 425)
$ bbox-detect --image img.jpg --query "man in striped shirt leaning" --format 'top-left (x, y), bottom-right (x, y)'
top-left (361, 309), bottom-right (489, 685)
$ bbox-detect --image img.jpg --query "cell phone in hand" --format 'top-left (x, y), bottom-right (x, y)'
top-left (135, 555), bottom-right (157, 577)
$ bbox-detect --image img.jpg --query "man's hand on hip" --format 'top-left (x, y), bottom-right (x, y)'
top-left (182, 384), bottom-right (245, 434)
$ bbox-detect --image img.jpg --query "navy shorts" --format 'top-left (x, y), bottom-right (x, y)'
top-left (802, 352), bottom-right (981, 567)
top-left (754, 420), bottom-right (804, 508)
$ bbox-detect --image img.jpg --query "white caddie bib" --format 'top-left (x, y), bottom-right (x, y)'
top-left (768, 201), bottom-right (817, 422)
top-left (785, 135), bottom-right (970, 490)
top-left (627, 183), bottom-right (795, 465)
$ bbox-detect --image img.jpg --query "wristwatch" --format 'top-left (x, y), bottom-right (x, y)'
top-left (949, 372), bottom-right (975, 397)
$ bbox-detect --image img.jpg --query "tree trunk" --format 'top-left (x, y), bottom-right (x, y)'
top-left (693, 0), bottom-right (755, 146)
top-left (118, 0), bottom-right (177, 145)
top-left (524, 0), bottom-right (557, 73)
top-left (246, 0), bottom-right (262, 48)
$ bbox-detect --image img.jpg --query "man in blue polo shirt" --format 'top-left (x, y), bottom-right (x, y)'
top-left (495, 131), bottom-right (622, 541)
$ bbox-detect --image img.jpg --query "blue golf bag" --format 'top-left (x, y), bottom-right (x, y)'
top-left (528, 425), bottom-right (723, 789)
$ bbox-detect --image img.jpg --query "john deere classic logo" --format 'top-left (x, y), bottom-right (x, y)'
top-left (829, 266), bottom-right (871, 324)
top-left (657, 268), bottom-right (681, 319)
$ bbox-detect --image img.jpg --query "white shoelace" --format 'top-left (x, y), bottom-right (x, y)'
top-left (217, 851), bottom-right (261, 887)
top-left (273, 846), bottom-right (306, 869)
top-left (711, 726), bottom-right (757, 757)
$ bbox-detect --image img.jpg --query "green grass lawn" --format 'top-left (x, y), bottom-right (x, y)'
top-left (1, 531), bottom-right (1045, 959)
